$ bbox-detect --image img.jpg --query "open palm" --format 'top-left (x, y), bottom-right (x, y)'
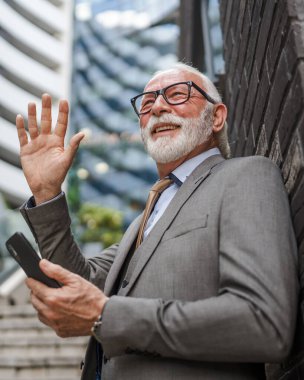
top-left (16, 94), bottom-right (84, 205)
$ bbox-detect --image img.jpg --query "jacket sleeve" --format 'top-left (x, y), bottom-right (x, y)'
top-left (95, 157), bottom-right (299, 363)
top-left (20, 193), bottom-right (118, 290)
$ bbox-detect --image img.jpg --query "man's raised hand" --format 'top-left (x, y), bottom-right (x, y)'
top-left (16, 94), bottom-right (84, 205)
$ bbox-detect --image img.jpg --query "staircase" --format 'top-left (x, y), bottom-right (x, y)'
top-left (0, 303), bottom-right (88, 380)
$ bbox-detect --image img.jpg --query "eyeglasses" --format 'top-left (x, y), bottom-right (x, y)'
top-left (130, 81), bottom-right (217, 117)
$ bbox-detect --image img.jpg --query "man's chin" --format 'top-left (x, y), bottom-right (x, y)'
top-left (146, 142), bottom-right (188, 164)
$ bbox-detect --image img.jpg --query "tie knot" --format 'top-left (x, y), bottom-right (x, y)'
top-left (135, 176), bottom-right (173, 248)
top-left (150, 177), bottom-right (173, 194)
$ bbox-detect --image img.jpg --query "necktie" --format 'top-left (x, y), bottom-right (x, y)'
top-left (136, 177), bottom-right (173, 248)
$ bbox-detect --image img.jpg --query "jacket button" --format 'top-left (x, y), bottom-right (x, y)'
top-left (121, 279), bottom-right (129, 288)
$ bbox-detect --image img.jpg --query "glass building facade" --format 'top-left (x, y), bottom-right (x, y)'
top-left (0, 0), bottom-right (73, 288)
top-left (70, 0), bottom-right (180, 249)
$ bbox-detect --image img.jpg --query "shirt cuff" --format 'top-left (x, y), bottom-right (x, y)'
top-left (25, 192), bottom-right (64, 209)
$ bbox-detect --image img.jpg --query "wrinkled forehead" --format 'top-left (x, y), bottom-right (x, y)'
top-left (144, 69), bottom-right (204, 92)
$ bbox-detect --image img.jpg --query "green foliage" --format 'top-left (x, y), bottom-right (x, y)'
top-left (77, 203), bottom-right (123, 247)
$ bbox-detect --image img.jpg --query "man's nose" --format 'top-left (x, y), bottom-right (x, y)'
top-left (150, 95), bottom-right (172, 116)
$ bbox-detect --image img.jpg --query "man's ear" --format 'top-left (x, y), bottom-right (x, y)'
top-left (212, 103), bottom-right (227, 133)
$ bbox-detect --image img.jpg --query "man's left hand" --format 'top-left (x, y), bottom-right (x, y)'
top-left (26, 259), bottom-right (108, 337)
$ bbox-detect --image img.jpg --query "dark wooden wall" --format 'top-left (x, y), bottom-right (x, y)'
top-left (179, 0), bottom-right (304, 378)
top-left (220, 1), bottom-right (304, 379)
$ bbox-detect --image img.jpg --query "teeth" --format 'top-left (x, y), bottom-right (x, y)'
top-left (155, 125), bottom-right (177, 133)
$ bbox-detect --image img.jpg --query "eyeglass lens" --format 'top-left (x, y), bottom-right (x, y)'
top-left (136, 83), bottom-right (190, 114)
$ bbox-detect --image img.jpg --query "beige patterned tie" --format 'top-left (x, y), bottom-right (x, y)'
top-left (136, 177), bottom-right (173, 249)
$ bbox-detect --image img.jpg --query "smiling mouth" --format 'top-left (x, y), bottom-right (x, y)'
top-left (152, 124), bottom-right (180, 134)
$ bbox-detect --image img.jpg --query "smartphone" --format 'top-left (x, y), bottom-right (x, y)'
top-left (6, 232), bottom-right (61, 288)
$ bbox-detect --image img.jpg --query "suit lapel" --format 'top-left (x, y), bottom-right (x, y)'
top-left (103, 214), bottom-right (142, 295)
top-left (122, 154), bottom-right (225, 296)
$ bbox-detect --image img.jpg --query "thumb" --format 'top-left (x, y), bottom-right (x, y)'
top-left (66, 132), bottom-right (85, 159)
top-left (39, 259), bottom-right (74, 285)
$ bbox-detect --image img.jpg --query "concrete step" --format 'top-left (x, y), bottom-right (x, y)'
top-left (0, 341), bottom-right (86, 358)
top-left (0, 320), bottom-right (57, 337)
top-left (0, 316), bottom-right (51, 329)
top-left (0, 335), bottom-right (87, 347)
top-left (0, 303), bottom-right (88, 380)
top-left (0, 355), bottom-right (83, 367)
top-left (0, 345), bottom-right (87, 378)
top-left (0, 366), bottom-right (82, 380)
top-left (0, 303), bottom-right (37, 318)
top-left (0, 378), bottom-right (79, 380)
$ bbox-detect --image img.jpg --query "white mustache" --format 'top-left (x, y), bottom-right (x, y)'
top-left (144, 114), bottom-right (187, 133)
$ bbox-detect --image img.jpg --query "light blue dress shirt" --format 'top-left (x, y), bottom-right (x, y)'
top-left (144, 148), bottom-right (221, 238)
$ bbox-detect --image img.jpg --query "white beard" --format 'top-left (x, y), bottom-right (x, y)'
top-left (140, 105), bottom-right (214, 163)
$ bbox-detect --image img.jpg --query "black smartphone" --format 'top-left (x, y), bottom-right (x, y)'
top-left (6, 232), bottom-right (61, 288)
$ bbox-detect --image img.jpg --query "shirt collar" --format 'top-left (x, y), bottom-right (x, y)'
top-left (172, 147), bottom-right (221, 185)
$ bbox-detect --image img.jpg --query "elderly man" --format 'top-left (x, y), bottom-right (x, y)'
top-left (16, 63), bottom-right (298, 380)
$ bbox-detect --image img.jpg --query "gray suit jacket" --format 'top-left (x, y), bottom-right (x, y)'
top-left (20, 155), bottom-right (299, 380)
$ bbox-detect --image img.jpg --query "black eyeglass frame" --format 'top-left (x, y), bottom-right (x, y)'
top-left (130, 81), bottom-right (218, 117)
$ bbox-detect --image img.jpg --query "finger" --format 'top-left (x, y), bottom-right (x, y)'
top-left (40, 93), bottom-right (52, 134)
top-left (54, 99), bottom-right (69, 138)
top-left (27, 276), bottom-right (61, 311)
top-left (31, 292), bottom-right (48, 314)
top-left (31, 292), bottom-right (59, 320)
top-left (26, 277), bottom-right (50, 299)
top-left (27, 103), bottom-right (39, 139)
top-left (31, 293), bottom-right (56, 328)
top-left (66, 132), bottom-right (85, 161)
top-left (16, 115), bottom-right (28, 147)
top-left (39, 259), bottom-right (75, 285)
top-left (37, 313), bottom-right (52, 328)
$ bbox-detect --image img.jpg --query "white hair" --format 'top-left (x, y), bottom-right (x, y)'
top-left (152, 62), bottom-right (231, 158)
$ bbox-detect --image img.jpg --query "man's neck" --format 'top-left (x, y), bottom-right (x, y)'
top-left (156, 141), bottom-right (217, 178)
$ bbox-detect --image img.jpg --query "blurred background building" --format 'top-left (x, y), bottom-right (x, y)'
top-left (69, 0), bottom-right (180, 253)
top-left (0, 0), bottom-right (73, 287)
